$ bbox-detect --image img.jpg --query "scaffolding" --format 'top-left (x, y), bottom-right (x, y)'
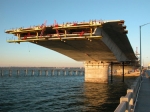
top-left (5, 20), bottom-right (126, 44)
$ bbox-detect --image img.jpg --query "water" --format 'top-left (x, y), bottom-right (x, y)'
top-left (0, 67), bottom-right (138, 112)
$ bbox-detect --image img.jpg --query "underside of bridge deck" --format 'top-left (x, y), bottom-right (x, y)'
top-left (35, 38), bottom-right (117, 62)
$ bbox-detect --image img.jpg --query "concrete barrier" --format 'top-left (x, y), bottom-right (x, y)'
top-left (114, 76), bottom-right (141, 112)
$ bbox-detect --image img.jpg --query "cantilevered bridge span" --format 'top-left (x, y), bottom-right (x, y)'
top-left (5, 20), bottom-right (138, 83)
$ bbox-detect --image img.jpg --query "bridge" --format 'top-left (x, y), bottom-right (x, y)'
top-left (5, 20), bottom-right (138, 83)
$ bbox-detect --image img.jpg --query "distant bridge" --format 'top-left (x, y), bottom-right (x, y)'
top-left (5, 20), bottom-right (138, 83)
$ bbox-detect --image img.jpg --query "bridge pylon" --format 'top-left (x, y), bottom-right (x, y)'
top-left (84, 61), bottom-right (109, 83)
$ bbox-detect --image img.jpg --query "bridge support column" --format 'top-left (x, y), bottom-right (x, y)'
top-left (110, 62), bottom-right (113, 82)
top-left (84, 61), bottom-right (109, 83)
top-left (122, 62), bottom-right (124, 82)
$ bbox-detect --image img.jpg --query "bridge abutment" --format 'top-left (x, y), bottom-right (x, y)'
top-left (84, 61), bottom-right (109, 83)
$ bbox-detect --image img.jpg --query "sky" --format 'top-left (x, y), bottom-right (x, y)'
top-left (0, 0), bottom-right (150, 67)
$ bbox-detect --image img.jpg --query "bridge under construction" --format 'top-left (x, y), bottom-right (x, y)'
top-left (5, 20), bottom-right (138, 83)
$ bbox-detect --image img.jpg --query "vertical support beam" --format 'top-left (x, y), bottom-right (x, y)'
top-left (36, 32), bottom-right (39, 39)
top-left (64, 30), bottom-right (66, 38)
top-left (25, 69), bottom-right (27, 76)
top-left (16, 70), bottom-right (19, 76)
top-left (9, 69), bottom-right (12, 76)
top-left (17, 33), bottom-right (21, 40)
top-left (111, 62), bottom-right (113, 82)
top-left (122, 62), bottom-right (124, 82)
top-left (19, 33), bottom-right (20, 40)
top-left (53, 70), bottom-right (55, 75)
top-left (90, 28), bottom-right (92, 36)
top-left (17, 33), bottom-right (18, 39)
top-left (38, 70), bottom-right (41, 76)
top-left (1, 70), bottom-right (3, 76)
top-left (32, 70), bottom-right (34, 76)
top-left (76, 71), bottom-right (78, 75)
top-left (45, 70), bottom-right (48, 76)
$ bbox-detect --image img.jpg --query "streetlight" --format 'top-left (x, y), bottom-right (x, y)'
top-left (139, 23), bottom-right (150, 77)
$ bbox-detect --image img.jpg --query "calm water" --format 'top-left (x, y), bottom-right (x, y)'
top-left (0, 67), bottom-right (138, 112)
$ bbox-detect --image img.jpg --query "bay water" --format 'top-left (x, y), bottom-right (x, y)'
top-left (0, 67), bottom-right (137, 112)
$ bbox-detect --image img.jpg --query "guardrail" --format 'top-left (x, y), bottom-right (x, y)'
top-left (114, 76), bottom-right (142, 112)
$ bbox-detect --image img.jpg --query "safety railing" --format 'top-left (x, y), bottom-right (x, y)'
top-left (114, 76), bottom-right (142, 112)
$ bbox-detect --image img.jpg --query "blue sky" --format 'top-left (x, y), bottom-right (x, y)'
top-left (0, 0), bottom-right (150, 67)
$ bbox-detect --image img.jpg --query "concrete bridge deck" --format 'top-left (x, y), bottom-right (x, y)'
top-left (134, 70), bottom-right (150, 112)
top-left (5, 20), bottom-right (139, 83)
top-left (5, 20), bottom-right (137, 62)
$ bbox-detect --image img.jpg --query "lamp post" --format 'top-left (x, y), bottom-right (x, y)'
top-left (139, 23), bottom-right (150, 78)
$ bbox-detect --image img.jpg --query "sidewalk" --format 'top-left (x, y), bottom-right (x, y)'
top-left (134, 71), bottom-right (150, 112)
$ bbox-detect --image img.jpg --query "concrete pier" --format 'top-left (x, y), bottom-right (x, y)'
top-left (63, 71), bottom-right (66, 76)
top-left (1, 70), bottom-right (3, 76)
top-left (58, 70), bottom-right (60, 75)
top-left (76, 71), bottom-right (78, 75)
top-left (84, 61), bottom-right (109, 83)
top-left (32, 70), bottom-right (34, 76)
top-left (38, 70), bottom-right (42, 76)
top-left (45, 70), bottom-right (48, 76)
top-left (17, 70), bottom-right (19, 76)
top-left (9, 70), bottom-right (12, 76)
top-left (25, 69), bottom-right (27, 76)
top-left (52, 70), bottom-right (54, 75)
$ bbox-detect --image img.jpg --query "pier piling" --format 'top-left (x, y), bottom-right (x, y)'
top-left (45, 70), bottom-right (48, 76)
top-left (58, 70), bottom-right (60, 75)
top-left (25, 69), bottom-right (27, 76)
top-left (1, 70), bottom-right (3, 76)
top-left (17, 70), bottom-right (19, 76)
top-left (9, 70), bottom-right (12, 76)
top-left (52, 70), bottom-right (55, 75)
top-left (38, 70), bottom-right (42, 76)
top-left (111, 62), bottom-right (113, 83)
top-left (122, 62), bottom-right (124, 82)
top-left (63, 71), bottom-right (66, 75)
top-left (32, 70), bottom-right (34, 76)
top-left (76, 71), bottom-right (78, 75)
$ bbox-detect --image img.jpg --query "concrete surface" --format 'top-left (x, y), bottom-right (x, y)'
top-left (84, 61), bottom-right (109, 83)
top-left (35, 22), bottom-right (137, 62)
top-left (134, 70), bottom-right (150, 112)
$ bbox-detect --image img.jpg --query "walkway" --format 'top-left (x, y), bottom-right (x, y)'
top-left (134, 70), bottom-right (150, 112)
